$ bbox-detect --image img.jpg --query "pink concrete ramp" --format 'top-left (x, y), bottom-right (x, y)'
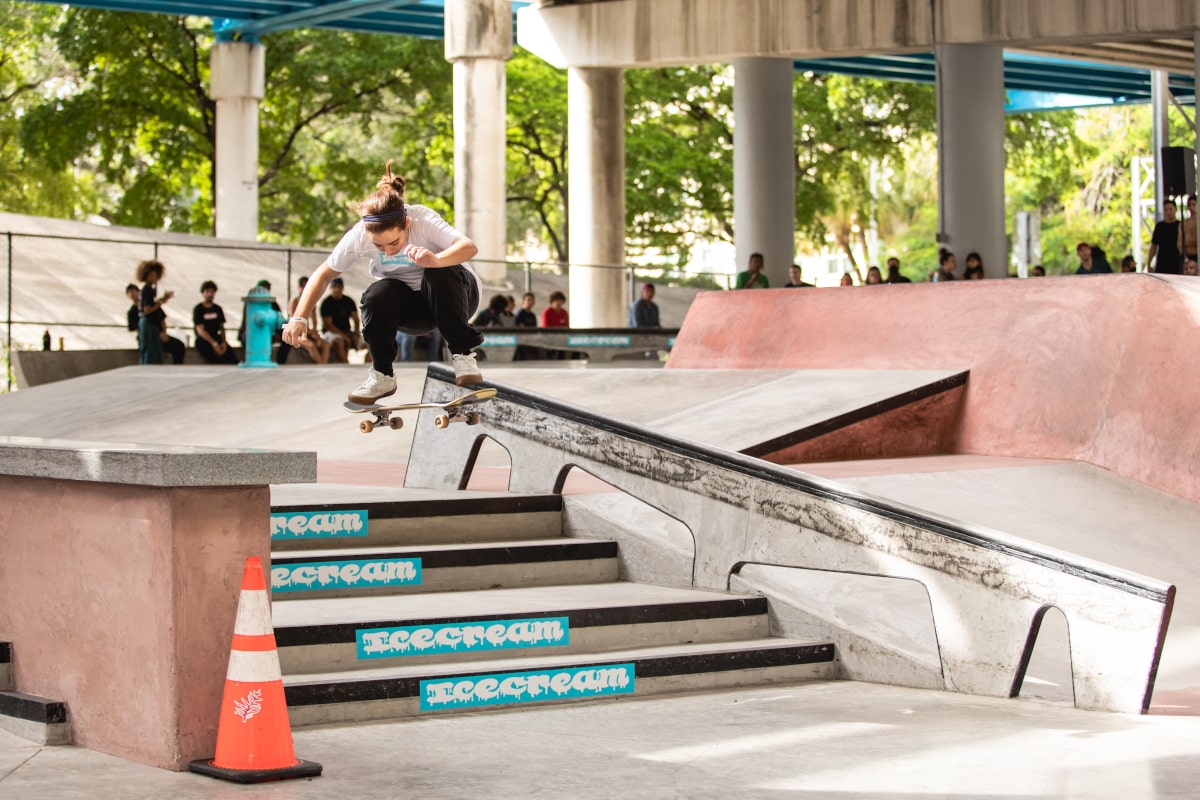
top-left (669, 275), bottom-right (1200, 504)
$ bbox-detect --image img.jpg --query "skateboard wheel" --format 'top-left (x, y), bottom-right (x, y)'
top-left (434, 413), bottom-right (450, 429)
top-left (389, 417), bottom-right (404, 431)
top-left (359, 420), bottom-right (374, 433)
top-left (466, 412), bottom-right (481, 425)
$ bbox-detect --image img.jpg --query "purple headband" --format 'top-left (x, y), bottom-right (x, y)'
top-left (361, 208), bottom-right (406, 223)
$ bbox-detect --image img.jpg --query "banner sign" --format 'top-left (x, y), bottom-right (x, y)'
top-left (420, 663), bottom-right (635, 711)
top-left (482, 334), bottom-right (519, 346)
top-left (357, 617), bottom-right (570, 660)
top-left (270, 558), bottom-right (421, 593)
top-left (270, 509), bottom-right (368, 541)
top-left (565, 335), bottom-right (631, 347)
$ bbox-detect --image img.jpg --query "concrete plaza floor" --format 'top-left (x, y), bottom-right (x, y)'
top-left (4, 681), bottom-right (1200, 799)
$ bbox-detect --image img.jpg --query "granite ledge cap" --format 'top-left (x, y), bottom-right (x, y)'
top-left (0, 436), bottom-right (317, 487)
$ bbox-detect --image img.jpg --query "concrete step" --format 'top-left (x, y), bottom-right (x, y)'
top-left (274, 582), bottom-right (771, 674)
top-left (283, 637), bottom-right (835, 726)
top-left (269, 538), bottom-right (619, 598)
top-left (270, 492), bottom-right (564, 551)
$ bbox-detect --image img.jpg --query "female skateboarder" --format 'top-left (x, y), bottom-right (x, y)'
top-left (282, 160), bottom-right (484, 403)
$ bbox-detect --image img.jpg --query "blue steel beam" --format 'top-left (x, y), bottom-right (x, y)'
top-left (228, 0), bottom-right (421, 37)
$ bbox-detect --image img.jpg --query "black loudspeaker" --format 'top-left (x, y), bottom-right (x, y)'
top-left (1161, 146), bottom-right (1196, 197)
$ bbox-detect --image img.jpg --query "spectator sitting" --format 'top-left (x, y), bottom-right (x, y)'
top-left (503, 295), bottom-right (517, 326)
top-left (933, 249), bottom-right (957, 282)
top-left (629, 283), bottom-right (661, 328)
top-left (1076, 242), bottom-right (1113, 275)
top-left (735, 252), bottom-right (769, 289)
top-left (884, 257), bottom-right (911, 284)
top-left (839, 272), bottom-right (855, 287)
top-left (515, 293), bottom-right (538, 327)
top-left (784, 265), bottom-right (813, 287)
top-left (1120, 256), bottom-right (1137, 273)
top-left (125, 284), bottom-right (140, 339)
top-left (963, 252), bottom-right (986, 280)
top-left (1031, 265), bottom-right (1046, 277)
top-left (865, 266), bottom-right (883, 285)
top-left (1186, 256), bottom-right (1199, 276)
top-left (320, 277), bottom-right (361, 363)
top-left (472, 294), bottom-right (510, 327)
top-left (279, 276), bottom-right (330, 364)
top-left (193, 280), bottom-right (239, 364)
top-left (541, 290), bottom-right (570, 327)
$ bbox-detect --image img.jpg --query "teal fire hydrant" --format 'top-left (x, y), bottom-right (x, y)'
top-left (239, 286), bottom-right (286, 369)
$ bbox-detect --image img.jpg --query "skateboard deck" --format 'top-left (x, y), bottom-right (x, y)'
top-left (343, 387), bottom-right (497, 433)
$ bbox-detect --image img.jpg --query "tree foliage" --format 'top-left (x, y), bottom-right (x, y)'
top-left (0, 3), bottom-right (1182, 280)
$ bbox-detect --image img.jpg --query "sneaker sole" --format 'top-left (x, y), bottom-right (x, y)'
top-left (455, 372), bottom-right (483, 387)
top-left (348, 385), bottom-right (397, 405)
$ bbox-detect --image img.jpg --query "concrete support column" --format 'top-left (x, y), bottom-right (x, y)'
top-left (568, 67), bottom-right (625, 327)
top-left (733, 58), bottom-right (795, 288)
top-left (1152, 69), bottom-right (1169, 218)
top-left (446, 0), bottom-right (512, 287)
top-left (210, 42), bottom-right (264, 242)
top-left (1195, 32), bottom-right (1200, 179)
top-left (936, 44), bottom-right (1006, 277)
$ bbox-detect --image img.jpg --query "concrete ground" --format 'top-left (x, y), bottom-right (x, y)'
top-left (4, 681), bottom-right (1200, 799)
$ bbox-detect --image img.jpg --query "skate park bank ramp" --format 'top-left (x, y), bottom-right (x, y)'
top-left (404, 364), bottom-right (1171, 713)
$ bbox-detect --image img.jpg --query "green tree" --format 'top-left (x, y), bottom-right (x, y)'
top-left (0, 3), bottom-right (96, 219)
top-left (16, 8), bottom-right (452, 243)
top-left (625, 65), bottom-right (734, 262)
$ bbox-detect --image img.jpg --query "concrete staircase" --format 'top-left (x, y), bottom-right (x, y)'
top-left (271, 491), bottom-right (836, 726)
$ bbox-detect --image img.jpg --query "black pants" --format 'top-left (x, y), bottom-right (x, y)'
top-left (360, 267), bottom-right (482, 376)
top-left (197, 338), bottom-right (239, 364)
top-left (163, 335), bottom-right (186, 365)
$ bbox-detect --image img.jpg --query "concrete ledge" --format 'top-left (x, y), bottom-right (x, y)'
top-left (0, 436), bottom-right (316, 487)
top-left (0, 690), bottom-right (71, 745)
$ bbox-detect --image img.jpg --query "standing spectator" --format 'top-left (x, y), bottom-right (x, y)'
top-left (135, 259), bottom-right (174, 365)
top-left (784, 265), bottom-right (812, 287)
top-left (541, 290), bottom-right (570, 327)
top-left (320, 277), bottom-right (361, 363)
top-left (472, 294), bottom-right (510, 327)
top-left (1120, 255), bottom-right (1137, 273)
top-left (193, 281), bottom-right (238, 364)
top-left (884, 257), bottom-right (910, 284)
top-left (933, 249), bottom-right (957, 282)
top-left (1148, 200), bottom-right (1183, 274)
top-left (1182, 195), bottom-right (1198, 263)
top-left (865, 266), bottom-right (884, 284)
top-left (963, 253), bottom-right (986, 280)
top-left (629, 283), bottom-right (661, 328)
top-left (735, 253), bottom-right (769, 289)
top-left (515, 293), bottom-right (538, 327)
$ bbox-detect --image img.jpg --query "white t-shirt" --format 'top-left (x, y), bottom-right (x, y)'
top-left (325, 204), bottom-right (483, 311)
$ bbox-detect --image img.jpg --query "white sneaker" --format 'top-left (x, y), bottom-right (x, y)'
top-left (451, 352), bottom-right (483, 387)
top-left (348, 368), bottom-right (397, 404)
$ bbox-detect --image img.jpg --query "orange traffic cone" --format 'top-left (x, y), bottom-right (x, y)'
top-left (189, 556), bottom-right (322, 783)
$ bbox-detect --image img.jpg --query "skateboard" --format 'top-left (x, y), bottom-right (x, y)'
top-left (343, 387), bottom-right (498, 433)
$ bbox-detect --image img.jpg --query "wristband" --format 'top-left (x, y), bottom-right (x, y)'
top-left (289, 316), bottom-right (308, 325)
